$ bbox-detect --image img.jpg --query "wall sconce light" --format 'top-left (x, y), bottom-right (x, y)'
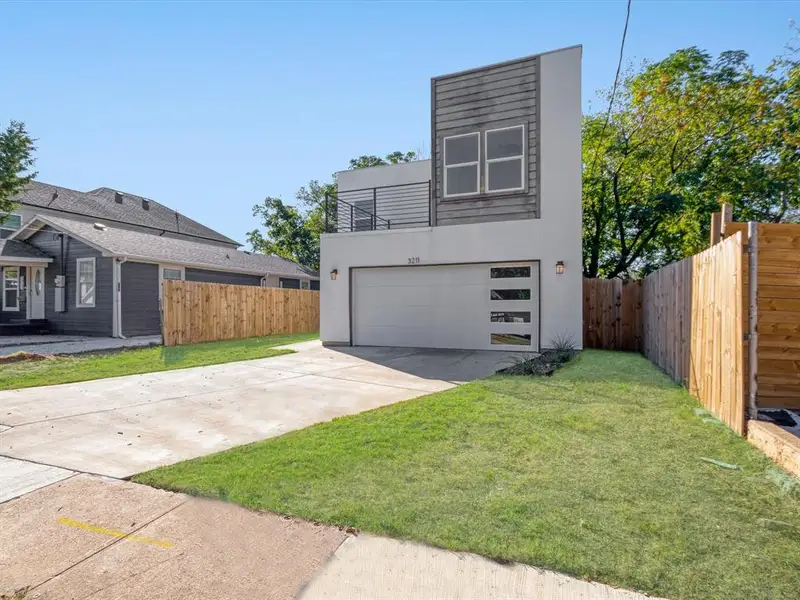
top-left (330, 268), bottom-right (339, 281)
top-left (555, 261), bottom-right (565, 275)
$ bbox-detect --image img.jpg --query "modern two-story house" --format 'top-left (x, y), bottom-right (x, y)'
top-left (0, 182), bottom-right (319, 337)
top-left (320, 45), bottom-right (582, 352)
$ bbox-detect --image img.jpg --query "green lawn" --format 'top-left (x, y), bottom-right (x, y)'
top-left (0, 332), bottom-right (318, 390)
top-left (134, 351), bottom-right (800, 600)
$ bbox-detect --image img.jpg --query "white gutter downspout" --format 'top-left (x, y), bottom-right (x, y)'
top-left (113, 257), bottom-right (128, 339)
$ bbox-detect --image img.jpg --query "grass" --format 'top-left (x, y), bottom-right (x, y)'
top-left (134, 351), bottom-right (800, 600)
top-left (0, 332), bottom-right (318, 390)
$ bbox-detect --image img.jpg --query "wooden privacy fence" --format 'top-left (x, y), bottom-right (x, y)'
top-left (162, 280), bottom-right (320, 347)
top-left (583, 278), bottom-right (642, 351)
top-left (641, 233), bottom-right (747, 434)
top-left (584, 221), bottom-right (800, 435)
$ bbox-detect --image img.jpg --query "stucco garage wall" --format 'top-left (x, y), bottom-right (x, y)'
top-left (320, 219), bottom-right (582, 349)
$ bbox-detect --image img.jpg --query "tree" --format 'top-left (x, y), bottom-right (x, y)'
top-left (248, 151), bottom-right (417, 269)
top-left (0, 121), bottom-right (36, 217)
top-left (348, 151), bottom-right (417, 169)
top-left (583, 42), bottom-right (800, 278)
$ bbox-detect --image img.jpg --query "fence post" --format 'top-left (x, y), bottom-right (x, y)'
top-left (373, 187), bottom-right (377, 230)
top-left (747, 222), bottom-right (759, 420)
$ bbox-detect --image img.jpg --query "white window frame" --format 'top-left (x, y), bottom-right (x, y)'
top-left (76, 257), bottom-right (96, 308)
top-left (2, 266), bottom-right (19, 311)
top-left (159, 264), bottom-right (185, 302)
top-left (300, 280), bottom-right (310, 290)
top-left (485, 124), bottom-right (526, 194)
top-left (0, 213), bottom-right (23, 238)
top-left (443, 132), bottom-right (480, 198)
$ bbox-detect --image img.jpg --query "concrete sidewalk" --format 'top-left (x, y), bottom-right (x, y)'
top-left (0, 335), bottom-right (161, 357)
top-left (1, 475), bottom-right (661, 600)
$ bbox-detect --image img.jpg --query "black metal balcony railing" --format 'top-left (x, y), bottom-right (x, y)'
top-left (324, 181), bottom-right (431, 233)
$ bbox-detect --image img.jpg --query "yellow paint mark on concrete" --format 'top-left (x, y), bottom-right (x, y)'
top-left (56, 517), bottom-right (173, 548)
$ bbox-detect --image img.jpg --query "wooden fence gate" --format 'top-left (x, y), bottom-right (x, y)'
top-left (583, 278), bottom-right (642, 351)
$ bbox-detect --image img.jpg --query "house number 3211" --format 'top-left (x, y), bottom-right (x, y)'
top-left (408, 257), bottom-right (420, 265)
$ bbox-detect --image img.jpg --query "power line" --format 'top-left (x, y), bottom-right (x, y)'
top-left (588, 0), bottom-right (632, 179)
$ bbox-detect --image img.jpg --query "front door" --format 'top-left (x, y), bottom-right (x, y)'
top-left (28, 266), bottom-right (45, 319)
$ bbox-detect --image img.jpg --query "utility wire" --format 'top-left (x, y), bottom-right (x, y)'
top-left (588, 0), bottom-right (632, 178)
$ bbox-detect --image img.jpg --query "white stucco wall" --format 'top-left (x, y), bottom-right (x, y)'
top-left (321, 46), bottom-right (582, 349)
top-left (337, 160), bottom-right (431, 192)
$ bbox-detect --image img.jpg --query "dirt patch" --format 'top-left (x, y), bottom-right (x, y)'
top-left (0, 352), bottom-right (49, 365)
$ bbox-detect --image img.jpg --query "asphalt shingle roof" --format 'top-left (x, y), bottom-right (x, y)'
top-left (32, 215), bottom-right (318, 279)
top-left (13, 181), bottom-right (240, 247)
top-left (0, 239), bottom-right (51, 260)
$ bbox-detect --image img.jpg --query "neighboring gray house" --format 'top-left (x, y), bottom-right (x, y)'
top-left (0, 182), bottom-right (319, 336)
top-left (321, 45), bottom-right (582, 352)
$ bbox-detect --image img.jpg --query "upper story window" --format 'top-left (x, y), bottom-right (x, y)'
top-left (0, 214), bottom-right (22, 239)
top-left (443, 132), bottom-right (480, 197)
top-left (485, 125), bottom-right (525, 193)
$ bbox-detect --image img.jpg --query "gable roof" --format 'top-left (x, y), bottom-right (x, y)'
top-left (0, 239), bottom-right (52, 261)
top-left (14, 214), bottom-right (318, 279)
top-left (12, 181), bottom-right (240, 247)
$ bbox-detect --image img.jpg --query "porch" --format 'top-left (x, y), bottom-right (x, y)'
top-left (0, 239), bottom-right (53, 333)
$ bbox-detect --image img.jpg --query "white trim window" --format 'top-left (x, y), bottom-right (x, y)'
top-left (485, 125), bottom-right (526, 193)
top-left (2, 267), bottom-right (19, 311)
top-left (0, 213), bottom-right (22, 239)
top-left (443, 132), bottom-right (480, 198)
top-left (76, 257), bottom-right (96, 308)
top-left (300, 280), bottom-right (310, 290)
top-left (161, 266), bottom-right (185, 282)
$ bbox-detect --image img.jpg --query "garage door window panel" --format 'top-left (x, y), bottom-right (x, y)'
top-left (491, 333), bottom-right (531, 346)
top-left (491, 311), bottom-right (531, 323)
top-left (490, 266), bottom-right (531, 279)
top-left (491, 289), bottom-right (531, 301)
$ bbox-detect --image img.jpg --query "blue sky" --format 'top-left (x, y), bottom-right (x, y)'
top-left (1, 1), bottom-right (797, 246)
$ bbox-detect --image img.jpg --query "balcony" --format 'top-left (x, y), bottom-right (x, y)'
top-left (324, 181), bottom-right (431, 233)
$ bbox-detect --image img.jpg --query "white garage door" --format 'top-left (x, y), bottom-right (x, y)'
top-left (352, 262), bottom-right (539, 351)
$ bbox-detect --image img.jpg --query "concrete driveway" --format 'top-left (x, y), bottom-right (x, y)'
top-left (0, 342), bottom-right (516, 484)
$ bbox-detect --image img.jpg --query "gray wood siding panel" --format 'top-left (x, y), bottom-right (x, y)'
top-left (185, 268), bottom-right (262, 286)
top-left (121, 262), bottom-right (161, 336)
top-left (27, 227), bottom-right (113, 336)
top-left (433, 56), bottom-right (540, 227)
top-left (437, 90), bottom-right (534, 115)
top-left (435, 66), bottom-right (539, 92)
top-left (436, 83), bottom-right (536, 107)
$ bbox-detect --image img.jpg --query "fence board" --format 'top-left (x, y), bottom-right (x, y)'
top-left (162, 281), bottom-right (319, 346)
